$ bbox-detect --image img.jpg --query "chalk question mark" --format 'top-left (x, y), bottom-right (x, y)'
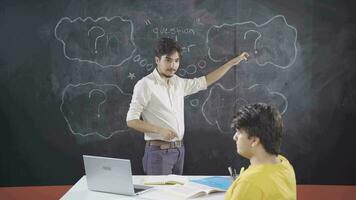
top-left (87, 26), bottom-right (106, 54)
top-left (243, 30), bottom-right (262, 55)
top-left (88, 89), bottom-right (107, 118)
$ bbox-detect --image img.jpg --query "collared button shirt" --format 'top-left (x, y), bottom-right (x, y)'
top-left (126, 69), bottom-right (207, 141)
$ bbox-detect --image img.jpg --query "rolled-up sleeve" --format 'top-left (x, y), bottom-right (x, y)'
top-left (182, 76), bottom-right (207, 96)
top-left (126, 80), bottom-right (151, 121)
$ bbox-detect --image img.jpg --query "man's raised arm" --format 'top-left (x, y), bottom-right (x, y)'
top-left (205, 52), bottom-right (249, 87)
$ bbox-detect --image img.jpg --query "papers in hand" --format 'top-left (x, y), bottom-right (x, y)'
top-left (143, 175), bottom-right (189, 185)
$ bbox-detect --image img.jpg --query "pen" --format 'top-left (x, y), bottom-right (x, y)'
top-left (228, 166), bottom-right (233, 177)
top-left (239, 167), bottom-right (245, 175)
top-left (228, 166), bottom-right (237, 180)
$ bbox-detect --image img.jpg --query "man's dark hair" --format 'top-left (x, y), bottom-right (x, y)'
top-left (231, 103), bottom-right (284, 155)
top-left (154, 37), bottom-right (182, 59)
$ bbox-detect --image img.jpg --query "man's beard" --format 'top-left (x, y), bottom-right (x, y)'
top-left (161, 73), bottom-right (174, 78)
top-left (158, 69), bottom-right (175, 78)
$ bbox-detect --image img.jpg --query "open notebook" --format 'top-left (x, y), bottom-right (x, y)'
top-left (143, 176), bottom-right (232, 199)
top-left (143, 175), bottom-right (189, 185)
top-left (162, 181), bottom-right (225, 199)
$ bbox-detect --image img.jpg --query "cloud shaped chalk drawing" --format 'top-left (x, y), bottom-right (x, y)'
top-left (55, 16), bottom-right (136, 68)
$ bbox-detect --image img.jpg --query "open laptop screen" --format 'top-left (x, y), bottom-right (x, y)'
top-left (83, 155), bottom-right (151, 196)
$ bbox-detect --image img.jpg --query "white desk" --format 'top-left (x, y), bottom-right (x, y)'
top-left (60, 176), bottom-right (226, 200)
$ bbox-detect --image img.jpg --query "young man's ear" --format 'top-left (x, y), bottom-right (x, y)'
top-left (250, 136), bottom-right (260, 147)
top-left (155, 56), bottom-right (160, 64)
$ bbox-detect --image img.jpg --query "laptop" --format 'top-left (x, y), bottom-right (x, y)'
top-left (83, 155), bottom-right (153, 196)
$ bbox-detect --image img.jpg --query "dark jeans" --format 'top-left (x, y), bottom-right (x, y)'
top-left (142, 144), bottom-right (185, 175)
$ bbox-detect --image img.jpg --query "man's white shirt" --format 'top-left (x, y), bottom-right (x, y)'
top-left (126, 69), bottom-right (207, 141)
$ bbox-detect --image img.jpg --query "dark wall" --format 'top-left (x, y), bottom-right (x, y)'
top-left (1, 0), bottom-right (356, 186)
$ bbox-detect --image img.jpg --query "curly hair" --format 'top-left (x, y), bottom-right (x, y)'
top-left (154, 37), bottom-right (182, 59)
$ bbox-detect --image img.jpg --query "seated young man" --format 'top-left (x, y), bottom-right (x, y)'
top-left (225, 103), bottom-right (296, 200)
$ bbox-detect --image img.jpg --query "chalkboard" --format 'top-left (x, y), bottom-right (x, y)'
top-left (1, 0), bottom-right (356, 186)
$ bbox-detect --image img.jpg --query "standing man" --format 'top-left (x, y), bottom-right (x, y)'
top-left (225, 103), bottom-right (296, 199)
top-left (126, 37), bottom-right (249, 175)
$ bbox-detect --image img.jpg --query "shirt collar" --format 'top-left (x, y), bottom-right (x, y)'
top-left (152, 68), bottom-right (175, 86)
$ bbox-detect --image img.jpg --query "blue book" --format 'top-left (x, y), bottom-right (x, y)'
top-left (191, 176), bottom-right (233, 191)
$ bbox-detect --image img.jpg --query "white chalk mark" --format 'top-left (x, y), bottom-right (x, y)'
top-left (197, 59), bottom-right (207, 69)
top-left (128, 72), bottom-right (136, 80)
top-left (201, 83), bottom-right (238, 125)
top-left (87, 26), bottom-right (105, 54)
top-left (145, 19), bottom-right (151, 25)
top-left (216, 119), bottom-right (232, 134)
top-left (178, 64), bottom-right (197, 76)
top-left (243, 30), bottom-right (261, 54)
top-left (201, 83), bottom-right (288, 133)
top-left (186, 64), bottom-right (197, 74)
top-left (206, 15), bottom-right (298, 69)
top-left (271, 91), bottom-right (288, 115)
top-left (152, 26), bottom-right (195, 38)
top-left (105, 34), bottom-right (120, 48)
top-left (178, 69), bottom-right (186, 76)
top-left (132, 52), bottom-right (154, 72)
top-left (195, 18), bottom-right (204, 25)
top-left (232, 97), bottom-right (249, 107)
top-left (133, 54), bottom-right (141, 62)
top-left (88, 89), bottom-right (107, 117)
top-left (190, 99), bottom-right (199, 107)
top-left (60, 82), bottom-right (132, 139)
top-left (247, 84), bottom-right (288, 114)
top-left (182, 44), bottom-right (196, 54)
top-left (146, 63), bottom-right (154, 71)
top-left (54, 16), bottom-right (136, 68)
top-left (139, 59), bottom-right (147, 67)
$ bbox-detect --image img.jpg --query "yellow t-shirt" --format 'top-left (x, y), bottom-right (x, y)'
top-left (225, 155), bottom-right (296, 200)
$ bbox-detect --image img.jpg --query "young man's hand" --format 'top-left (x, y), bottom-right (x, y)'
top-left (229, 52), bottom-right (249, 66)
top-left (158, 127), bottom-right (178, 141)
